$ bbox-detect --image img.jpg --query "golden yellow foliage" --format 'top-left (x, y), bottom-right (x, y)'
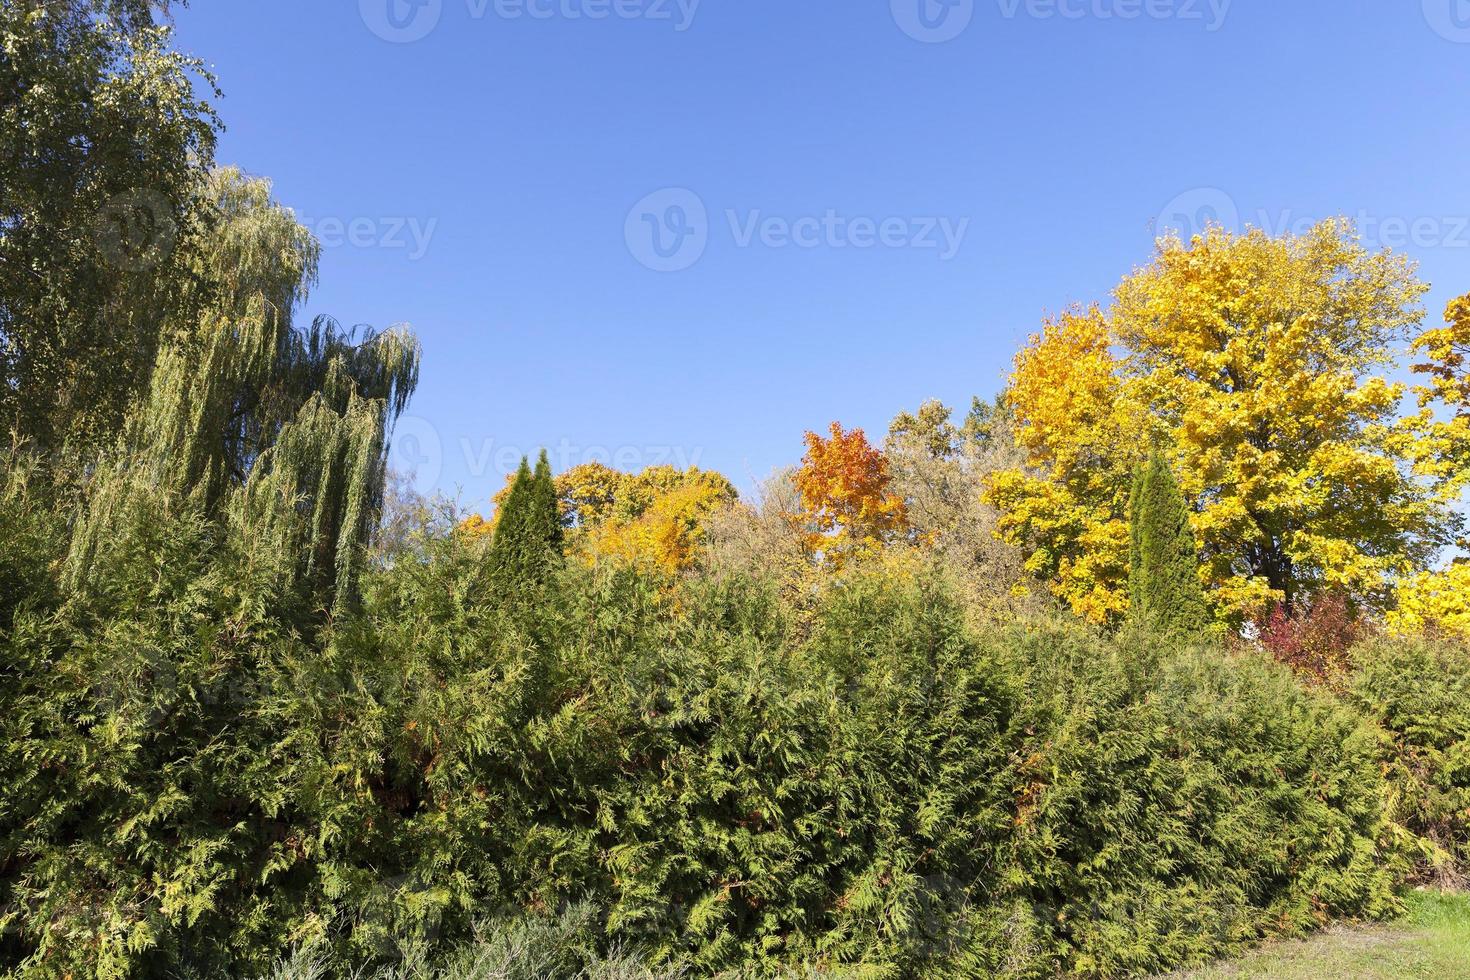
top-left (1407, 293), bottom-right (1470, 495)
top-left (557, 464), bottom-right (739, 574)
top-left (1388, 562), bottom-right (1470, 640)
top-left (984, 308), bottom-right (1145, 624)
top-left (457, 512), bottom-right (495, 539)
top-left (988, 221), bottom-right (1451, 624)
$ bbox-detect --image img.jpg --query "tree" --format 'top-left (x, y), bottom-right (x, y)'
top-left (884, 400), bottom-right (1028, 603)
top-left (1388, 561), bottom-right (1470, 641)
top-left (988, 221), bottom-right (1457, 625)
top-left (795, 422), bottom-right (907, 563)
top-left (489, 452), bottom-right (563, 588)
top-left (1127, 454), bottom-right (1210, 634)
top-left (563, 463), bottom-right (736, 574)
top-left (65, 169), bottom-right (420, 613)
top-left (1, 0), bottom-right (220, 448)
top-left (532, 450), bottom-right (564, 552)
top-left (589, 474), bottom-right (737, 575)
top-left (984, 307), bottom-right (1144, 624)
top-left (1407, 292), bottom-right (1470, 499)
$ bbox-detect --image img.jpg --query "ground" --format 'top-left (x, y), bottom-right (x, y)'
top-left (1161, 891), bottom-right (1470, 980)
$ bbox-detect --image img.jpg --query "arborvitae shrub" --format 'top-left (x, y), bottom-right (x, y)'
top-left (997, 623), bottom-right (1395, 977)
top-left (1127, 454), bottom-right (1211, 635)
top-left (490, 452), bottom-right (564, 593)
top-left (1, 514), bottom-right (1402, 978)
top-left (1346, 635), bottom-right (1470, 884)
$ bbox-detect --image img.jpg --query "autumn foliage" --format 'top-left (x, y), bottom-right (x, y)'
top-left (1257, 593), bottom-right (1362, 685)
top-left (987, 221), bottom-right (1459, 626)
top-left (794, 422), bottom-right (907, 561)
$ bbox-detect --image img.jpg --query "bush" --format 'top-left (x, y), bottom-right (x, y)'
top-left (1256, 594), bottom-right (1362, 685)
top-left (0, 505), bottom-right (1402, 978)
top-left (1346, 635), bottom-right (1470, 885)
top-left (992, 622), bottom-right (1394, 978)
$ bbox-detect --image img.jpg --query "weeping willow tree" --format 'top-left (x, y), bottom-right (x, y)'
top-left (0, 0), bottom-right (218, 449)
top-left (66, 168), bottom-right (420, 612)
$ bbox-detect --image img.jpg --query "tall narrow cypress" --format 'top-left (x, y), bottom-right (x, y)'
top-left (1128, 453), bottom-right (1211, 634)
top-left (532, 450), bottom-right (564, 552)
top-left (490, 451), bottom-right (563, 590)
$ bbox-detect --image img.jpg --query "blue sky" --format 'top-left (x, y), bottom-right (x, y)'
top-left (173, 1), bottom-right (1470, 507)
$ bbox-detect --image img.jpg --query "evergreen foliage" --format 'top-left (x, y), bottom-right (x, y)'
top-left (1347, 635), bottom-right (1470, 883)
top-left (2, 6), bottom-right (1465, 978)
top-left (489, 451), bottom-right (564, 590)
top-left (0, 532), bottom-right (1403, 976)
top-left (1128, 453), bottom-right (1211, 634)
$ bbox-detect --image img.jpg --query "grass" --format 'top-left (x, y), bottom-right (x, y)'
top-left (1160, 890), bottom-right (1470, 980)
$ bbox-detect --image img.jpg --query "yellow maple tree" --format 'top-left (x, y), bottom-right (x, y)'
top-left (1407, 292), bottom-right (1470, 496)
top-left (562, 463), bottom-right (738, 574)
top-left (988, 220), bottom-right (1454, 624)
top-left (1388, 561), bottom-right (1470, 640)
top-left (983, 307), bottom-right (1147, 624)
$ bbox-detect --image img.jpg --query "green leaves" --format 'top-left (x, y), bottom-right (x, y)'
top-left (1127, 453), bottom-right (1212, 635)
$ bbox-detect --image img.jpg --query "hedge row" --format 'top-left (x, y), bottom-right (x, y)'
top-left (0, 490), bottom-right (1415, 977)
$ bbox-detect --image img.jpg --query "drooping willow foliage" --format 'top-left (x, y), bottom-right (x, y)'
top-left (66, 169), bottom-right (420, 612)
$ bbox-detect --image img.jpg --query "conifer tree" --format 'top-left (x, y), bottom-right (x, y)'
top-left (1128, 453), bottom-right (1211, 634)
top-left (532, 450), bottom-right (565, 552)
top-left (490, 451), bottom-right (562, 589)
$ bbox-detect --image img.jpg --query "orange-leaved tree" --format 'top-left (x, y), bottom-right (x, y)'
top-left (795, 422), bottom-right (907, 563)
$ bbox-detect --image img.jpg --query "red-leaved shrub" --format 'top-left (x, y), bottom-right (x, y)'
top-left (1257, 593), bottom-right (1362, 684)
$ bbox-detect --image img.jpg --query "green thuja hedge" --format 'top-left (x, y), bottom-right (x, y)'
top-left (1346, 635), bottom-right (1470, 883)
top-left (0, 489), bottom-right (1400, 978)
top-left (1001, 628), bottom-right (1395, 977)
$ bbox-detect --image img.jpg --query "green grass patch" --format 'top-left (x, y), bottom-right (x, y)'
top-left (1161, 891), bottom-right (1470, 980)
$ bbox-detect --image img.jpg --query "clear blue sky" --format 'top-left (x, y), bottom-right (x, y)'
top-left (173, 1), bottom-right (1470, 506)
